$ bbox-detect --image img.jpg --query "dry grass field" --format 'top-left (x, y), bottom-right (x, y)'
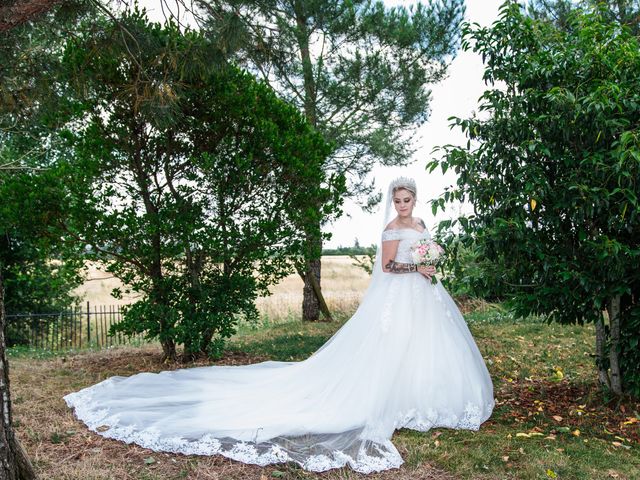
top-left (73, 256), bottom-right (372, 320)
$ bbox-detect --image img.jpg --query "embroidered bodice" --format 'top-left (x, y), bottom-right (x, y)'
top-left (381, 228), bottom-right (431, 263)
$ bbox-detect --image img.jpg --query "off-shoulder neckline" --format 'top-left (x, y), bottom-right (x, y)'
top-left (383, 227), bottom-right (426, 234)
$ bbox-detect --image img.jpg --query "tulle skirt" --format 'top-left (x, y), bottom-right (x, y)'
top-left (64, 272), bottom-right (494, 474)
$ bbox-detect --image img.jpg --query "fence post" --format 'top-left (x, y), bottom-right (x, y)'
top-left (86, 301), bottom-right (90, 346)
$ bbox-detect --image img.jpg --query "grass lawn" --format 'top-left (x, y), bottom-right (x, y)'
top-left (8, 304), bottom-right (640, 480)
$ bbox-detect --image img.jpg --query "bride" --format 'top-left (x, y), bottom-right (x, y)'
top-left (64, 176), bottom-right (495, 474)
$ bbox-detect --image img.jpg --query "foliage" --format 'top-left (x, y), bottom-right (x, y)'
top-left (322, 244), bottom-right (376, 256)
top-left (527, 0), bottom-right (640, 35)
top-left (436, 233), bottom-right (507, 301)
top-left (58, 11), bottom-right (343, 360)
top-left (0, 5), bottom-right (92, 326)
top-left (430, 3), bottom-right (640, 395)
top-left (198, 0), bottom-right (466, 206)
top-left (0, 173), bottom-right (84, 316)
top-left (189, 0), bottom-right (466, 321)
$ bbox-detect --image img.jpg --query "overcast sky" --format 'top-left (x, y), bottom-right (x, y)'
top-left (137, 0), bottom-right (505, 247)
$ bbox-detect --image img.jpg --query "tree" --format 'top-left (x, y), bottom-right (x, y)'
top-left (175, 0), bottom-right (465, 321)
top-left (0, 4), bottom-right (104, 476)
top-left (430, 2), bottom-right (640, 396)
top-left (0, 170), bottom-right (85, 319)
top-left (0, 273), bottom-right (37, 479)
top-left (59, 12), bottom-right (342, 361)
top-left (527, 0), bottom-right (640, 35)
top-left (0, 2), bottom-right (95, 344)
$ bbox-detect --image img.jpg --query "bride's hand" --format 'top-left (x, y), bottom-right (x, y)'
top-left (417, 265), bottom-right (436, 280)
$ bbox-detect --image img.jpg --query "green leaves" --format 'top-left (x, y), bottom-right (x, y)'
top-left (430, 2), bottom-right (640, 394)
top-left (55, 14), bottom-right (344, 359)
top-left (201, 0), bottom-right (464, 205)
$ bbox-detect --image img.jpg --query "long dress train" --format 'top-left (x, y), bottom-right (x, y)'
top-left (64, 227), bottom-right (495, 474)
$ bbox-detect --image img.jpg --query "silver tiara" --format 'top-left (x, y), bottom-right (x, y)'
top-left (389, 176), bottom-right (417, 196)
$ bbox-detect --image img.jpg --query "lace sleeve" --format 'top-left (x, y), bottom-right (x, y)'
top-left (381, 229), bottom-right (401, 242)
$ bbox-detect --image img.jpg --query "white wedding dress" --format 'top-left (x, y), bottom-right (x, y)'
top-left (64, 226), bottom-right (495, 474)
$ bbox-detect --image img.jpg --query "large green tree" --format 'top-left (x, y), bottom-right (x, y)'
top-left (430, 2), bottom-right (640, 396)
top-left (172, 0), bottom-right (465, 321)
top-left (59, 12), bottom-right (342, 361)
top-left (0, 3), bottom-right (99, 477)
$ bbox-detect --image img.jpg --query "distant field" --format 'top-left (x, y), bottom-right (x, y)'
top-left (72, 256), bottom-right (372, 319)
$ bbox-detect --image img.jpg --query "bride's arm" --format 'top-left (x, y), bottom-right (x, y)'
top-left (380, 231), bottom-right (434, 277)
top-left (381, 236), bottom-right (417, 273)
top-left (385, 259), bottom-right (418, 273)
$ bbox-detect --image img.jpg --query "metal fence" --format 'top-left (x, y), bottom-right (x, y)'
top-left (5, 302), bottom-right (144, 351)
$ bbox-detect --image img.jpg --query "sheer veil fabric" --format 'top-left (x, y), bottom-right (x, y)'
top-left (64, 178), bottom-right (495, 474)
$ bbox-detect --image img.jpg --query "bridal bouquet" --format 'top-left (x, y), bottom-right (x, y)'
top-left (410, 239), bottom-right (445, 284)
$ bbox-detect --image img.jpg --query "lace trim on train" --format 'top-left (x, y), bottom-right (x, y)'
top-left (65, 384), bottom-right (493, 474)
top-left (64, 386), bottom-right (403, 474)
top-left (394, 400), bottom-right (495, 432)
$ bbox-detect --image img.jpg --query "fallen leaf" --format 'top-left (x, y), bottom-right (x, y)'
top-left (546, 469), bottom-right (557, 478)
top-left (552, 415), bottom-right (563, 422)
top-left (611, 441), bottom-right (631, 450)
top-left (572, 429), bottom-right (581, 437)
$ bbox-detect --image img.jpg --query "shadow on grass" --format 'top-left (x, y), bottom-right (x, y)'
top-left (228, 332), bottom-right (332, 362)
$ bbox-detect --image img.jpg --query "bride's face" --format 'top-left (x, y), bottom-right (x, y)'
top-left (393, 189), bottom-right (415, 218)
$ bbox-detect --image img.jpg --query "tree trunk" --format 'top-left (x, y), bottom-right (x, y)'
top-left (298, 233), bottom-right (333, 322)
top-left (305, 259), bottom-right (333, 322)
top-left (292, 1), bottom-right (333, 322)
top-left (607, 296), bottom-right (623, 395)
top-left (595, 312), bottom-right (610, 388)
top-left (160, 338), bottom-right (177, 363)
top-left (0, 272), bottom-right (37, 479)
top-left (302, 256), bottom-right (321, 322)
